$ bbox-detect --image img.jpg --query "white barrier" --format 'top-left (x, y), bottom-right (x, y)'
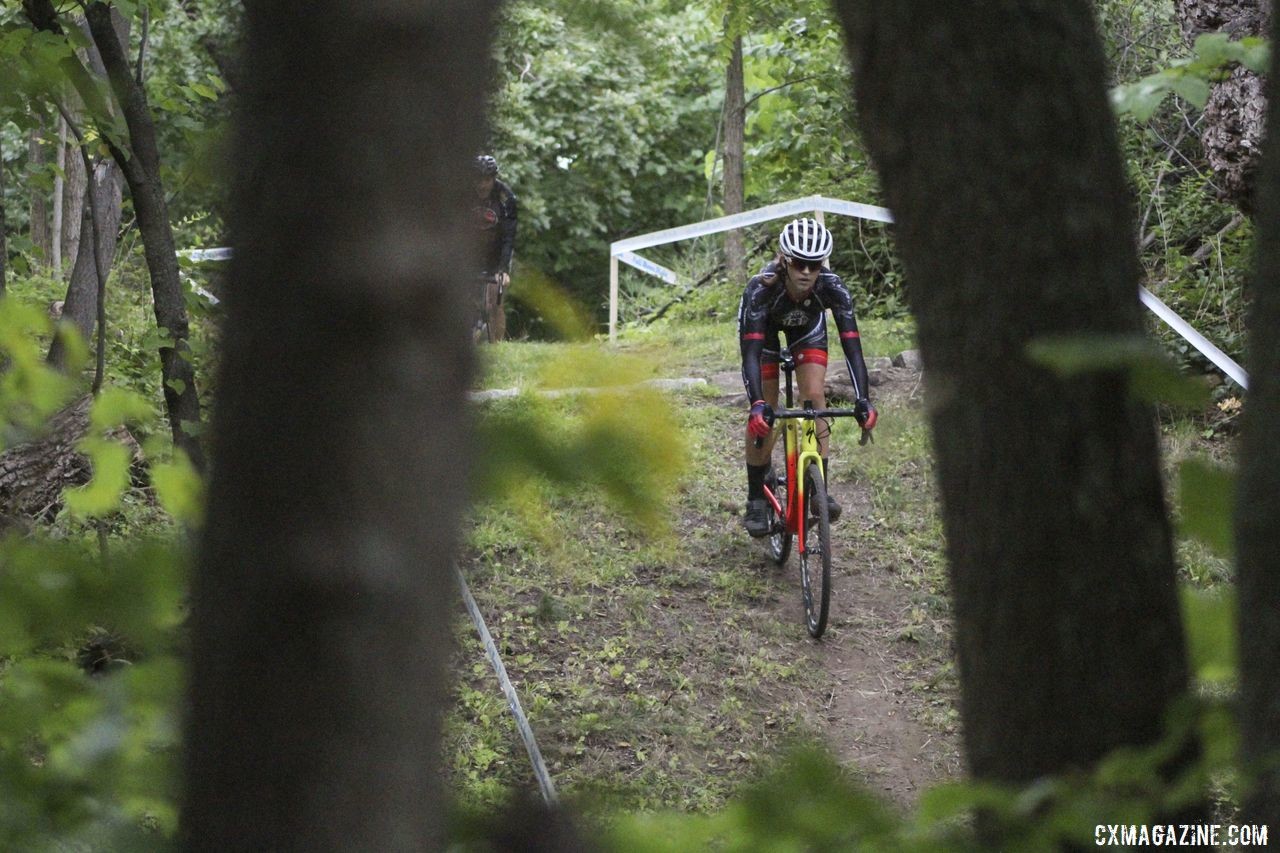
top-left (607, 198), bottom-right (1249, 390)
top-left (608, 195), bottom-right (893, 341)
top-left (179, 247), bottom-right (233, 263)
top-left (174, 238), bottom-right (1249, 391)
top-left (1140, 286), bottom-right (1248, 389)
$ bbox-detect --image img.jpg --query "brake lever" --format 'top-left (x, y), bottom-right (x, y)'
top-left (859, 427), bottom-right (874, 447)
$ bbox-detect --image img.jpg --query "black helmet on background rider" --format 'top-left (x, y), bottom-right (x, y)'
top-left (778, 217), bottom-right (833, 262)
top-left (475, 155), bottom-right (499, 176)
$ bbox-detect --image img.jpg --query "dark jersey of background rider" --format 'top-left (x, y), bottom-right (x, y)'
top-left (474, 177), bottom-right (518, 276)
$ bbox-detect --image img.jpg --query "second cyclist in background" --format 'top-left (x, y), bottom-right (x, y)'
top-left (738, 217), bottom-right (878, 538)
top-left (473, 154), bottom-right (518, 342)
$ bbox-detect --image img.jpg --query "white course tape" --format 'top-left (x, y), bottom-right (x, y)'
top-left (616, 250), bottom-right (678, 284)
top-left (179, 247), bottom-right (233, 263)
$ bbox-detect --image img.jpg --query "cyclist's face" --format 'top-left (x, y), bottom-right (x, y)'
top-left (784, 255), bottom-right (822, 295)
top-left (476, 176), bottom-right (495, 198)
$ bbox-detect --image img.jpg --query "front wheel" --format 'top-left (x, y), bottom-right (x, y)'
top-left (765, 468), bottom-right (791, 565)
top-left (800, 461), bottom-right (832, 638)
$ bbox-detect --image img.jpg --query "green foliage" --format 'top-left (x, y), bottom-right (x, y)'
top-left (1112, 35), bottom-right (1271, 121)
top-left (1093, 0), bottom-right (1253, 379)
top-left (473, 349), bottom-right (683, 531)
top-left (489, 1), bottom-right (720, 334)
top-left (1027, 333), bottom-right (1210, 408)
top-left (0, 525), bottom-right (187, 849)
top-left (1181, 587), bottom-right (1237, 686)
top-left (0, 300), bottom-right (80, 441)
top-left (0, 274), bottom-right (198, 848)
top-left (1178, 459), bottom-right (1234, 559)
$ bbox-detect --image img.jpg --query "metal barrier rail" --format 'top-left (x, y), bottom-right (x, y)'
top-left (1140, 286), bottom-right (1248, 389)
top-left (179, 246), bottom-right (1249, 389)
top-left (454, 563), bottom-right (559, 806)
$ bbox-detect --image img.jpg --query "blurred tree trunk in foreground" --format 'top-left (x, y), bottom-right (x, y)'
top-left (184, 1), bottom-right (497, 848)
top-left (1236, 4), bottom-right (1280, 827)
top-left (832, 0), bottom-right (1193, 796)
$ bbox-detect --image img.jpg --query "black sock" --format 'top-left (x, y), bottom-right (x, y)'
top-left (823, 457), bottom-right (830, 486)
top-left (747, 463), bottom-right (769, 500)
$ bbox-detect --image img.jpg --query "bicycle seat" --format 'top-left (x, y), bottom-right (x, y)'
top-left (777, 347), bottom-right (795, 370)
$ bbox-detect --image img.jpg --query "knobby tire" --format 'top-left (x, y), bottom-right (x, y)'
top-left (801, 460), bottom-right (831, 638)
top-left (766, 467), bottom-right (791, 565)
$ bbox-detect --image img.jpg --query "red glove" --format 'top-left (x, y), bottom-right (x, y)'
top-left (747, 401), bottom-right (773, 439)
top-left (855, 398), bottom-right (878, 430)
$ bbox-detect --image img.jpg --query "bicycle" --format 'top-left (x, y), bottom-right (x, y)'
top-left (755, 347), bottom-right (868, 638)
top-left (473, 272), bottom-right (498, 344)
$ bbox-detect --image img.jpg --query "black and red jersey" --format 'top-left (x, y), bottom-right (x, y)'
top-left (737, 259), bottom-right (871, 405)
top-left (473, 179), bottom-right (518, 275)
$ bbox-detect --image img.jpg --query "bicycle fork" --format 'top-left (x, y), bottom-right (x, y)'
top-left (761, 420), bottom-right (823, 554)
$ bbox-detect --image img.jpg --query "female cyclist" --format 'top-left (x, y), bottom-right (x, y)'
top-left (738, 217), bottom-right (877, 537)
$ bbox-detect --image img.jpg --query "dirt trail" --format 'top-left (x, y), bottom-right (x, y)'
top-left (795, 475), bottom-right (961, 805)
top-left (708, 368), bottom-right (962, 808)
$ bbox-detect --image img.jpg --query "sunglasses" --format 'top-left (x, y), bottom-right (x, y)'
top-left (783, 256), bottom-right (824, 272)
top-left (785, 256), bottom-right (823, 273)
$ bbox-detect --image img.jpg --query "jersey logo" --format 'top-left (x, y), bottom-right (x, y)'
top-left (474, 204), bottom-right (499, 229)
top-left (778, 309), bottom-right (809, 326)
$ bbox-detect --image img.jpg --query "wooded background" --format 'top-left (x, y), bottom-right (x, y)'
top-left (0, 0), bottom-right (1275, 848)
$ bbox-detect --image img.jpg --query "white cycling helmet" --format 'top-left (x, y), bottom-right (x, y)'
top-left (778, 217), bottom-right (832, 262)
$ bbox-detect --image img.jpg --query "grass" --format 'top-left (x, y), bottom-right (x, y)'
top-left (450, 386), bottom-right (826, 813)
top-left (478, 308), bottom-right (917, 394)
top-left (456, 315), bottom-right (1240, 817)
top-left (452, 318), bottom-right (955, 816)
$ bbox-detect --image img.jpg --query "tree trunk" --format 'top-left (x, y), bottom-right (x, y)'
top-left (0, 395), bottom-right (142, 529)
top-left (1175, 0), bottom-right (1271, 213)
top-left (1, 151), bottom-right (7, 295)
top-left (47, 157), bottom-right (124, 369)
top-left (24, 0), bottom-right (205, 467)
top-left (59, 114), bottom-right (87, 276)
top-left (1236, 5), bottom-right (1280, 826)
top-left (723, 32), bottom-right (746, 283)
top-left (47, 11), bottom-right (129, 371)
top-left (183, 0), bottom-right (496, 848)
top-left (832, 0), bottom-right (1192, 798)
top-left (51, 115), bottom-right (65, 277)
top-left (27, 123), bottom-right (51, 265)
top-left (81, 2), bottom-right (205, 470)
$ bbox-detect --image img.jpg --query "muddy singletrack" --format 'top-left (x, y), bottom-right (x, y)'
top-left (455, 362), bottom-right (963, 812)
top-left (778, 474), bottom-right (961, 804)
top-left (706, 366), bottom-right (962, 807)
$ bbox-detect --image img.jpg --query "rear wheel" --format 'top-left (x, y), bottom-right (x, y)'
top-left (800, 460), bottom-right (832, 638)
top-left (765, 468), bottom-right (791, 565)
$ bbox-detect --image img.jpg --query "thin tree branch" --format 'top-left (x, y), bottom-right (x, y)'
top-left (741, 73), bottom-right (825, 113)
top-left (136, 3), bottom-right (149, 87)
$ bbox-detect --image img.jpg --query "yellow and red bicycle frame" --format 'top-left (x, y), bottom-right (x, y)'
top-left (762, 414), bottom-right (824, 555)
